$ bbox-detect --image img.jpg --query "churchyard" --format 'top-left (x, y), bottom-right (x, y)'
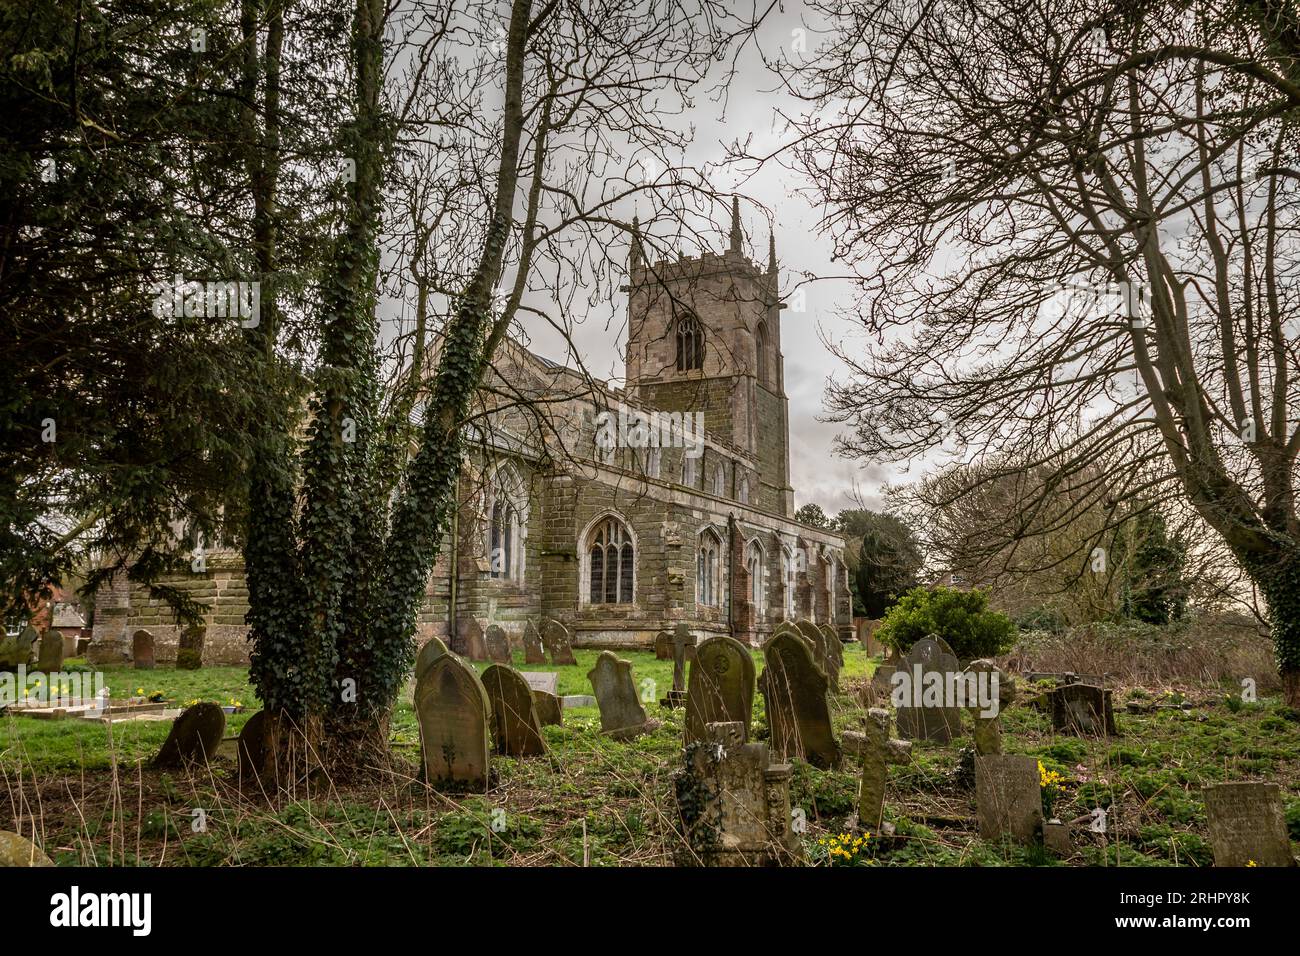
top-left (3, 629), bottom-right (1296, 867)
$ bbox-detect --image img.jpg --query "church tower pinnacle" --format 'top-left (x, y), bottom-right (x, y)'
top-left (728, 195), bottom-right (742, 254)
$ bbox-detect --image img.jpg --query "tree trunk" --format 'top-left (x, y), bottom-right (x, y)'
top-left (1240, 545), bottom-right (1300, 707)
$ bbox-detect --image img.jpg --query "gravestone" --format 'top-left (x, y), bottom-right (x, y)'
top-left (36, 629), bottom-right (64, 672)
top-left (543, 619), bottom-right (577, 665)
top-left (0, 831), bottom-right (54, 867)
top-left (415, 654), bottom-right (491, 791)
top-left (794, 620), bottom-right (839, 690)
top-left (964, 659), bottom-right (1015, 755)
top-left (758, 630), bottom-right (840, 768)
top-left (132, 629), bottom-right (156, 670)
top-left (461, 618), bottom-right (490, 662)
top-left (532, 692), bottom-right (563, 727)
top-left (414, 637), bottom-right (449, 681)
top-left (976, 754), bottom-right (1044, 844)
top-left (237, 710), bottom-right (270, 783)
top-left (176, 625), bottom-right (205, 670)
top-left (484, 625), bottom-right (512, 664)
top-left (1203, 782), bottom-right (1296, 867)
top-left (482, 665), bottom-right (546, 757)
top-left (0, 625), bottom-right (38, 671)
top-left (819, 622), bottom-right (845, 670)
top-left (61, 633), bottom-right (78, 660)
top-left (522, 621), bottom-right (546, 664)
top-left (655, 624), bottom-right (696, 707)
top-left (674, 721), bottom-right (801, 866)
top-left (894, 636), bottom-right (962, 743)
top-left (587, 650), bottom-right (653, 740)
top-left (842, 709), bottom-right (912, 832)
top-left (1050, 683), bottom-right (1116, 737)
top-left (521, 671), bottom-right (559, 696)
top-left (684, 635), bottom-right (755, 744)
top-left (151, 702), bottom-right (226, 769)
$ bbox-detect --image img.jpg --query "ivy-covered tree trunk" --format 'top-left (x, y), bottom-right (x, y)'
top-left (1237, 546), bottom-right (1300, 707)
top-left (330, 0), bottom-right (535, 754)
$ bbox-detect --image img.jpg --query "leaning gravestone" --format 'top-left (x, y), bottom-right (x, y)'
top-left (819, 622), bottom-right (845, 670)
top-left (842, 709), bottom-right (911, 832)
top-left (894, 636), bottom-right (962, 743)
top-left (965, 658), bottom-right (1015, 756)
top-left (976, 754), bottom-right (1044, 844)
top-left (675, 721), bottom-right (801, 867)
top-left (522, 621), bottom-right (547, 664)
top-left (1050, 683), bottom-right (1116, 736)
top-left (484, 625), bottom-right (512, 664)
top-left (461, 618), bottom-right (490, 662)
top-left (237, 710), bottom-right (270, 783)
top-left (176, 625), bottom-right (205, 670)
top-left (655, 624), bottom-right (696, 707)
top-left (482, 665), bottom-right (546, 757)
top-left (132, 629), bottom-right (156, 670)
top-left (415, 654), bottom-right (491, 791)
top-left (0, 831), bottom-right (54, 867)
top-left (758, 630), bottom-right (840, 768)
top-left (543, 619), bottom-right (577, 665)
top-left (587, 651), bottom-right (653, 740)
top-left (1203, 782), bottom-right (1296, 867)
top-left (37, 629), bottom-right (64, 672)
top-left (684, 635), bottom-right (755, 745)
top-left (414, 637), bottom-right (449, 681)
top-left (152, 702), bottom-right (226, 769)
top-left (795, 620), bottom-right (838, 689)
top-left (0, 625), bottom-right (38, 671)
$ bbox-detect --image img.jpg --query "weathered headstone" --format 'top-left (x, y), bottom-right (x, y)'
top-left (894, 636), bottom-right (962, 743)
top-left (61, 633), bottom-right (78, 660)
top-left (842, 708), bottom-right (912, 832)
top-left (131, 629), bottom-right (156, 671)
top-left (543, 619), bottom-right (577, 666)
top-left (484, 624), bottom-right (512, 664)
top-left (532, 691), bottom-right (563, 727)
top-left (976, 754), bottom-right (1044, 844)
top-left (587, 650), bottom-right (653, 740)
top-left (522, 621), bottom-right (546, 664)
top-left (0, 831), bottom-right (54, 867)
top-left (1203, 782), bottom-right (1296, 867)
top-left (964, 658), bottom-right (1015, 756)
top-left (482, 665), bottom-right (546, 757)
top-left (237, 710), bottom-right (270, 783)
top-left (0, 625), bottom-right (38, 671)
top-left (1050, 683), bottom-right (1116, 736)
top-left (655, 624), bottom-right (696, 707)
top-left (152, 702), bottom-right (226, 769)
top-left (795, 620), bottom-right (839, 691)
top-left (461, 618), bottom-right (490, 662)
top-left (758, 630), bottom-right (840, 768)
top-left (415, 654), bottom-right (491, 791)
top-left (176, 624), bottom-right (205, 670)
top-left (414, 637), bottom-right (449, 681)
top-left (36, 629), bottom-right (64, 672)
top-left (684, 635), bottom-right (755, 744)
top-left (675, 721), bottom-right (801, 866)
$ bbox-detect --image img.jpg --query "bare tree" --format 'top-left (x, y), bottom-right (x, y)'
top-left (758, 0), bottom-right (1300, 701)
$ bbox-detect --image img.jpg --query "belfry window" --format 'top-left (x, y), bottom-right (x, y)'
top-left (586, 516), bottom-right (635, 604)
top-left (676, 313), bottom-right (704, 372)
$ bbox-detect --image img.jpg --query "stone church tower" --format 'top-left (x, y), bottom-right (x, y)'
top-left (623, 198), bottom-right (795, 516)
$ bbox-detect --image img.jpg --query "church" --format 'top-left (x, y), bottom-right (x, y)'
top-left (88, 204), bottom-right (850, 662)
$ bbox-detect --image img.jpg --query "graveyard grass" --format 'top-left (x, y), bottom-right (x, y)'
top-left (3, 648), bottom-right (1299, 866)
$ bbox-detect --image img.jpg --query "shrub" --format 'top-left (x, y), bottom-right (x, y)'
top-left (875, 586), bottom-right (1016, 661)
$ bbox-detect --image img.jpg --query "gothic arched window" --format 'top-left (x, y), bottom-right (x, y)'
top-left (781, 547), bottom-right (796, 619)
top-left (486, 464), bottom-right (527, 582)
top-left (737, 475), bottom-right (750, 505)
top-left (756, 321), bottom-right (769, 384)
top-left (711, 462), bottom-right (727, 497)
top-left (682, 453), bottom-right (697, 488)
top-left (745, 540), bottom-right (765, 615)
top-left (676, 312), bottom-right (704, 372)
top-left (585, 515), bottom-right (635, 604)
top-left (697, 529), bottom-right (722, 607)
